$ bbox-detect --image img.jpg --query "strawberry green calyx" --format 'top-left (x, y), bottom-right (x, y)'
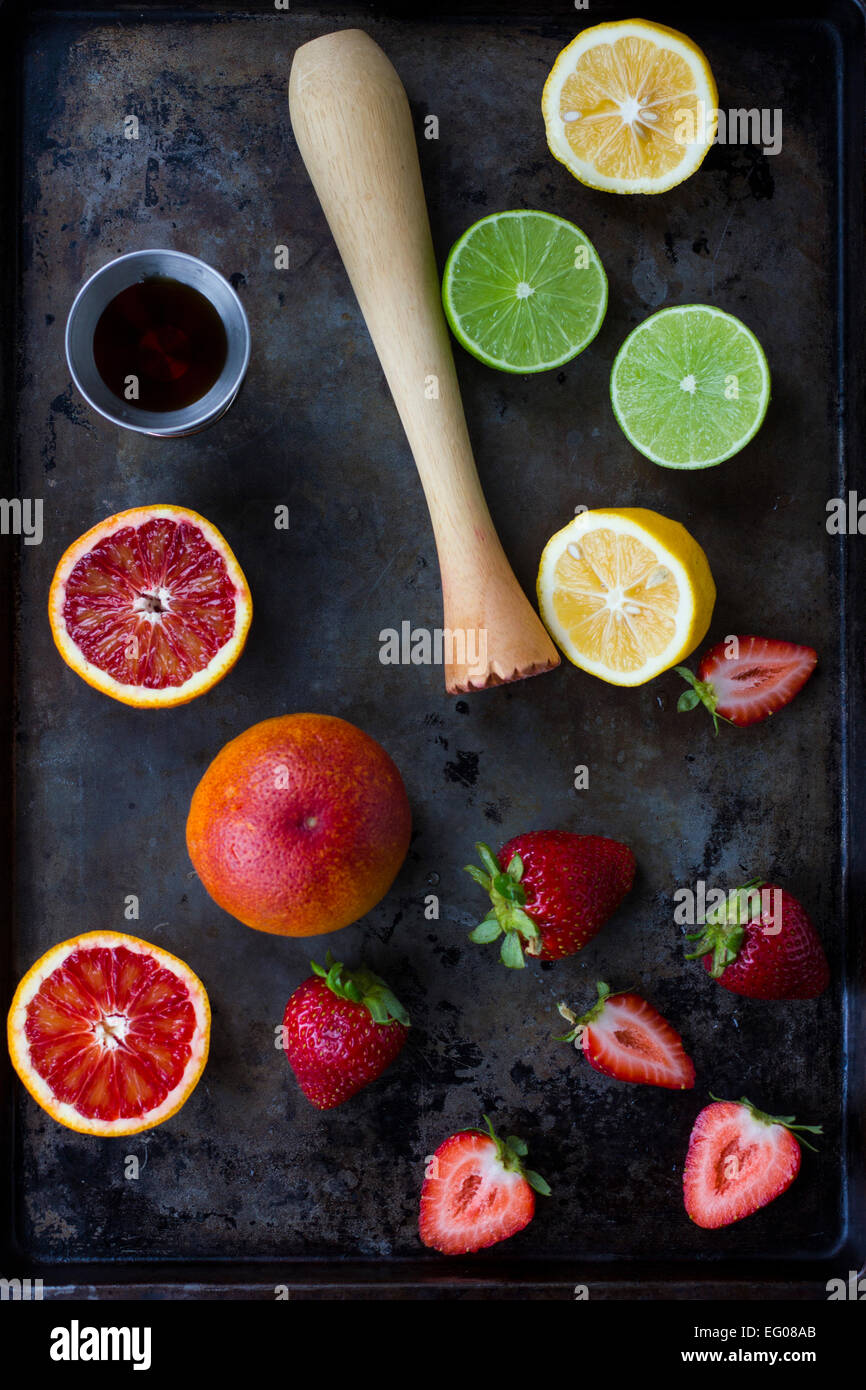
top-left (555, 981), bottom-right (614, 1044)
top-left (674, 666), bottom-right (734, 735)
top-left (685, 879), bottom-right (765, 978)
top-left (709, 1094), bottom-right (823, 1152)
top-left (310, 951), bottom-right (409, 1027)
top-left (465, 1114), bottom-right (551, 1196)
top-left (464, 842), bottom-right (541, 969)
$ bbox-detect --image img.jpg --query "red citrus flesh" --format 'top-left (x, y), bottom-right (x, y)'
top-left (63, 517), bottom-right (238, 689)
top-left (8, 934), bottom-right (210, 1134)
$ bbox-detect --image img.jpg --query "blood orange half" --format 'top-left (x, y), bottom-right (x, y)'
top-left (7, 932), bottom-right (210, 1136)
top-left (48, 505), bottom-right (252, 708)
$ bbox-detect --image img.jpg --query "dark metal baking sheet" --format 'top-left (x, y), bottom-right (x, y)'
top-left (1, 0), bottom-right (864, 1298)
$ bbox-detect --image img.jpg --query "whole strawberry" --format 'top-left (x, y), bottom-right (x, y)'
top-left (685, 880), bottom-right (830, 1000)
top-left (465, 831), bottom-right (635, 968)
top-left (282, 952), bottom-right (409, 1108)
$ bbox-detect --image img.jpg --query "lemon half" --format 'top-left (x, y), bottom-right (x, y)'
top-left (542, 19), bottom-right (719, 194)
top-left (537, 508), bottom-right (716, 685)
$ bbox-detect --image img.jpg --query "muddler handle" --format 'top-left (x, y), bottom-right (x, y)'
top-left (288, 29), bottom-right (559, 693)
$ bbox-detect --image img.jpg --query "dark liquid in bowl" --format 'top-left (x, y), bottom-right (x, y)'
top-left (92, 276), bottom-right (228, 412)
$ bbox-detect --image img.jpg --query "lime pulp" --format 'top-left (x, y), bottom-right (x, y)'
top-left (442, 210), bottom-right (607, 374)
top-left (610, 304), bottom-right (771, 469)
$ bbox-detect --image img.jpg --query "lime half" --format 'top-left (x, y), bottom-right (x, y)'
top-left (442, 210), bottom-right (607, 373)
top-left (610, 305), bottom-right (770, 468)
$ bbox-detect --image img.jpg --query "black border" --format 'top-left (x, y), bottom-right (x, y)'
top-left (1, 0), bottom-right (864, 1300)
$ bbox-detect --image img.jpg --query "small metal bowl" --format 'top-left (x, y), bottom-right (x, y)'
top-left (65, 249), bottom-right (251, 437)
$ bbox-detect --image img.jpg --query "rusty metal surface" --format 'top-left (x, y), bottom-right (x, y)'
top-left (5, 0), bottom-right (865, 1291)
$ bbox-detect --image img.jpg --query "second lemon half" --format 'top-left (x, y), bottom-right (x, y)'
top-left (537, 508), bottom-right (715, 686)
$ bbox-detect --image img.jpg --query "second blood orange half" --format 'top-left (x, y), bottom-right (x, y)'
top-left (48, 504), bottom-right (252, 707)
top-left (7, 932), bottom-right (210, 1136)
top-left (187, 714), bottom-right (411, 937)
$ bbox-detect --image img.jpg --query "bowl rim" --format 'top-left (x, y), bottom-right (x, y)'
top-left (64, 248), bottom-right (251, 437)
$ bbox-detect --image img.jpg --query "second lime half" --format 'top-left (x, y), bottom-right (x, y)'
top-left (442, 209), bottom-right (607, 374)
top-left (610, 304), bottom-right (771, 469)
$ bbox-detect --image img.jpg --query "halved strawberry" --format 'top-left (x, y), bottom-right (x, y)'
top-left (676, 636), bottom-right (817, 732)
top-left (419, 1115), bottom-right (550, 1255)
top-left (557, 982), bottom-right (695, 1089)
top-left (683, 1097), bottom-right (821, 1229)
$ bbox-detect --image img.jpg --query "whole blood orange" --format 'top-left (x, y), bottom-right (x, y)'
top-left (7, 932), bottom-right (210, 1136)
top-left (48, 504), bottom-right (252, 708)
top-left (186, 714), bottom-right (411, 937)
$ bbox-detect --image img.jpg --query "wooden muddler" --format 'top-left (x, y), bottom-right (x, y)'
top-left (289, 29), bottom-right (560, 693)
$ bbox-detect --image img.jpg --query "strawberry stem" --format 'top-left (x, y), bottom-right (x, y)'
top-left (674, 666), bottom-right (736, 736)
top-left (709, 1094), bottom-right (823, 1152)
top-left (310, 951), bottom-right (409, 1027)
top-left (464, 842), bottom-right (542, 970)
top-left (684, 878), bottom-right (766, 978)
top-left (463, 1114), bottom-right (551, 1196)
top-left (555, 981), bottom-right (615, 1043)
